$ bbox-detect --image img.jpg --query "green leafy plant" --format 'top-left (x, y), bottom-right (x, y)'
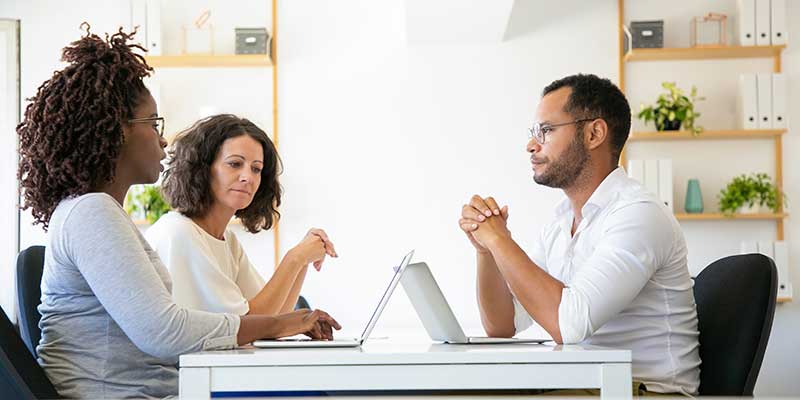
top-left (718, 173), bottom-right (786, 215)
top-left (637, 82), bottom-right (704, 135)
top-left (125, 185), bottom-right (171, 224)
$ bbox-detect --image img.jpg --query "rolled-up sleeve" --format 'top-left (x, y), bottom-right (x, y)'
top-left (557, 202), bottom-right (673, 344)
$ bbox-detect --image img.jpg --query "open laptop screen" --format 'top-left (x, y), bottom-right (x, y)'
top-left (358, 250), bottom-right (414, 342)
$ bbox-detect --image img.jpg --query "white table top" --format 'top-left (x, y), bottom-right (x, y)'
top-left (180, 340), bottom-right (631, 367)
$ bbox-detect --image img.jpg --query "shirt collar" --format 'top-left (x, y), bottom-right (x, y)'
top-left (553, 167), bottom-right (627, 222)
top-left (583, 167), bottom-right (626, 215)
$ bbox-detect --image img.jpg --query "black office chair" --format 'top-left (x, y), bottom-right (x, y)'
top-left (693, 253), bottom-right (777, 396)
top-left (0, 306), bottom-right (60, 399)
top-left (16, 246), bottom-right (46, 357)
top-left (295, 295), bottom-right (311, 310)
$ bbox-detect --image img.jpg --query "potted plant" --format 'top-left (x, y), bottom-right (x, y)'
top-left (637, 82), bottom-right (704, 135)
top-left (125, 185), bottom-right (171, 224)
top-left (718, 173), bottom-right (786, 215)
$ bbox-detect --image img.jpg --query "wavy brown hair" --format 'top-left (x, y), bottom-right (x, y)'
top-left (162, 114), bottom-right (282, 233)
top-left (17, 24), bottom-right (152, 229)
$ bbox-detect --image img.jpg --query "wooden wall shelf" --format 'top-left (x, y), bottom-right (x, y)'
top-left (777, 297), bottom-right (791, 303)
top-left (629, 129), bottom-right (786, 141)
top-left (675, 213), bottom-right (788, 221)
top-left (144, 54), bottom-right (272, 68)
top-left (624, 45), bottom-right (786, 62)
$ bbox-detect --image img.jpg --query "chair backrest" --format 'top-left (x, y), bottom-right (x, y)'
top-left (693, 253), bottom-right (777, 396)
top-left (16, 246), bottom-right (46, 357)
top-left (295, 295), bottom-right (310, 310)
top-left (0, 306), bottom-right (60, 399)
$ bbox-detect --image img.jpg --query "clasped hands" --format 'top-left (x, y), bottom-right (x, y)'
top-left (289, 228), bottom-right (338, 271)
top-left (459, 195), bottom-right (511, 254)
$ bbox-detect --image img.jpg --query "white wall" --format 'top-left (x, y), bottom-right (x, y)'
top-left (2, 0), bottom-right (798, 396)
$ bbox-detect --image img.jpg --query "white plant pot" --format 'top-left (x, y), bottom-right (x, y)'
top-left (737, 203), bottom-right (762, 214)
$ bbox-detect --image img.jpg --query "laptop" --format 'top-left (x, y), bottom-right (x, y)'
top-left (400, 261), bottom-right (550, 345)
top-left (253, 250), bottom-right (415, 348)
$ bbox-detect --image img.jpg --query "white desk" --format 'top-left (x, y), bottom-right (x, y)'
top-left (179, 341), bottom-right (631, 399)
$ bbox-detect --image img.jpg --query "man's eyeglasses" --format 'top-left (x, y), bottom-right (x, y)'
top-left (128, 116), bottom-right (165, 138)
top-left (527, 118), bottom-right (598, 145)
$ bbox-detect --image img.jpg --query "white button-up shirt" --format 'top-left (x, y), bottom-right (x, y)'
top-left (513, 168), bottom-right (701, 395)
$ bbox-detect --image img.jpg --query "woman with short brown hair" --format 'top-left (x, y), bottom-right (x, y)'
top-left (146, 114), bottom-right (337, 316)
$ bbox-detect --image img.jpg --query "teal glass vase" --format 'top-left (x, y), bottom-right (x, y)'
top-left (684, 179), bottom-right (704, 213)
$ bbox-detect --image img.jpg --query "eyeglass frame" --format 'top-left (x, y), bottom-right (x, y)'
top-left (527, 117), bottom-right (599, 145)
top-left (127, 116), bottom-right (165, 138)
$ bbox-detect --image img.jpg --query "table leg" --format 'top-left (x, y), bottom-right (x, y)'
top-left (601, 363), bottom-right (632, 399)
top-left (180, 367), bottom-right (211, 400)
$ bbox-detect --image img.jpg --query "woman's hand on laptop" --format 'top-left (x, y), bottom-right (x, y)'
top-left (273, 309), bottom-right (342, 340)
top-left (288, 228), bottom-right (338, 271)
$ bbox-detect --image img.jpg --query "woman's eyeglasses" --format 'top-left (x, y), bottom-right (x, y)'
top-left (128, 116), bottom-right (165, 138)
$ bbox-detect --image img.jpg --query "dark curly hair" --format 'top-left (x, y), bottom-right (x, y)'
top-left (542, 74), bottom-right (631, 164)
top-left (17, 23), bottom-right (153, 229)
top-left (162, 114), bottom-right (282, 234)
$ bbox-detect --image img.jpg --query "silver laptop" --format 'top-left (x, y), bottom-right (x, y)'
top-left (400, 261), bottom-right (550, 344)
top-left (253, 250), bottom-right (415, 348)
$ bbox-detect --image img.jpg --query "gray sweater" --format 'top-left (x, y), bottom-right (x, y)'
top-left (37, 193), bottom-right (240, 399)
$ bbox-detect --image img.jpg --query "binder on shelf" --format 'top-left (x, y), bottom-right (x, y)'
top-left (774, 241), bottom-right (793, 299)
top-left (772, 73), bottom-right (787, 129)
top-left (755, 0), bottom-right (771, 46)
top-left (771, 0), bottom-right (787, 45)
top-left (130, 0), bottom-right (146, 39)
top-left (738, 74), bottom-right (759, 129)
top-left (145, 0), bottom-right (162, 55)
top-left (737, 0), bottom-right (756, 46)
top-left (644, 159), bottom-right (659, 198)
top-left (657, 159), bottom-right (674, 211)
top-left (757, 240), bottom-right (775, 262)
top-left (741, 241), bottom-right (758, 254)
top-left (626, 159), bottom-right (645, 185)
top-left (756, 73), bottom-right (772, 129)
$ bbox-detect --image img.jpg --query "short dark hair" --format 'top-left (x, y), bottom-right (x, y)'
top-left (17, 25), bottom-right (152, 229)
top-left (542, 74), bottom-right (631, 162)
top-left (162, 114), bottom-right (282, 233)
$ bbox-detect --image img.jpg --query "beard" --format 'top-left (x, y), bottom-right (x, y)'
top-left (533, 133), bottom-right (590, 189)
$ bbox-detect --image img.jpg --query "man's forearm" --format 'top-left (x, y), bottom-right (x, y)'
top-left (486, 236), bottom-right (565, 343)
top-left (476, 251), bottom-right (516, 337)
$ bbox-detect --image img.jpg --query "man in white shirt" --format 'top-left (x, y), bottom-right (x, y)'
top-left (459, 74), bottom-right (700, 395)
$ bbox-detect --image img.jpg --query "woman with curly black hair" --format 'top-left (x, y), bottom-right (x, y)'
top-left (146, 114), bottom-right (337, 316)
top-left (18, 25), bottom-right (339, 399)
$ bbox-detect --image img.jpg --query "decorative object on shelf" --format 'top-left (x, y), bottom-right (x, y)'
top-left (235, 28), bottom-right (270, 57)
top-left (125, 185), bottom-right (171, 224)
top-left (684, 179), bottom-right (704, 214)
top-left (718, 173), bottom-right (786, 215)
top-left (690, 12), bottom-right (727, 48)
top-left (182, 9), bottom-right (214, 55)
top-left (630, 20), bottom-right (664, 48)
top-left (637, 82), bottom-right (705, 135)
